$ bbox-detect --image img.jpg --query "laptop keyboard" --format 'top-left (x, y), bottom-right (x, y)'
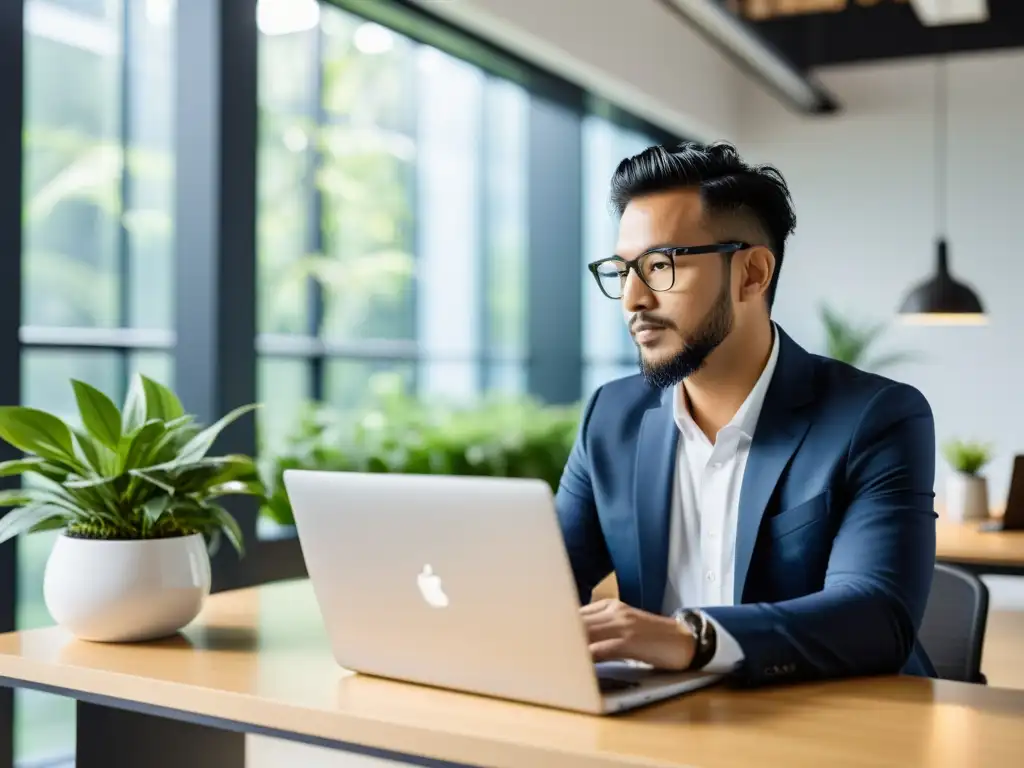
top-left (597, 675), bottom-right (641, 693)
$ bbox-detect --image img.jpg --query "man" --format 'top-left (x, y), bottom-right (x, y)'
top-left (558, 141), bottom-right (937, 686)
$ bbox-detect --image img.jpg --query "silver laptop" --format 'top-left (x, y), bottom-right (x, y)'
top-left (284, 469), bottom-right (722, 715)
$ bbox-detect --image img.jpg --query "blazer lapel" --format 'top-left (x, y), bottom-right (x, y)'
top-left (733, 329), bottom-right (816, 603)
top-left (634, 392), bottom-right (678, 613)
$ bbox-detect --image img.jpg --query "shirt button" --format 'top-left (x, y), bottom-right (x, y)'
top-left (706, 571), bottom-right (716, 582)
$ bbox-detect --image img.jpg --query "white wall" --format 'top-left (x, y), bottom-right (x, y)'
top-left (413, 0), bottom-right (749, 142)
top-left (738, 50), bottom-right (1024, 505)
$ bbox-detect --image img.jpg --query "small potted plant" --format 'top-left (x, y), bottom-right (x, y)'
top-left (0, 375), bottom-right (263, 642)
top-left (942, 439), bottom-right (993, 523)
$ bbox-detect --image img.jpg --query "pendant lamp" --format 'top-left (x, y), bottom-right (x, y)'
top-left (898, 58), bottom-right (986, 326)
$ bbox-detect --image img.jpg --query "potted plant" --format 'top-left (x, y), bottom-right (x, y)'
top-left (820, 303), bottom-right (919, 372)
top-left (0, 375), bottom-right (263, 642)
top-left (941, 439), bottom-right (993, 523)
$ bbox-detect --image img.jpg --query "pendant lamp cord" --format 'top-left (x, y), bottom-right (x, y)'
top-left (935, 57), bottom-right (948, 240)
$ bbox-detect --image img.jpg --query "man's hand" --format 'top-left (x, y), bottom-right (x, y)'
top-left (581, 599), bottom-right (695, 670)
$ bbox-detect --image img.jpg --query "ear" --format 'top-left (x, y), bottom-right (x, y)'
top-left (738, 246), bottom-right (775, 303)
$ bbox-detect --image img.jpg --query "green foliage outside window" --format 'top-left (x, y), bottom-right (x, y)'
top-left (259, 375), bottom-right (582, 527)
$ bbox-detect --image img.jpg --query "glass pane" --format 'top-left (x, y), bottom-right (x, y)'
top-left (582, 116), bottom-right (658, 365)
top-left (125, 0), bottom-right (175, 330)
top-left (128, 350), bottom-right (173, 387)
top-left (323, 359), bottom-right (414, 414)
top-left (22, 348), bottom-right (123, 424)
top-left (485, 361), bottom-right (527, 396)
top-left (257, 356), bottom-right (312, 454)
top-left (317, 8), bottom-right (416, 343)
top-left (23, 0), bottom-right (122, 329)
top-left (415, 47), bottom-right (483, 375)
top-left (256, 20), bottom-right (317, 335)
top-left (418, 361), bottom-right (478, 405)
top-left (484, 79), bottom-right (529, 359)
top-left (16, 349), bottom-right (123, 764)
top-left (23, 0), bottom-right (174, 332)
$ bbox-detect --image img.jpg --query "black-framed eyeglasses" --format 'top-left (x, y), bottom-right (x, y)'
top-left (586, 241), bottom-right (750, 300)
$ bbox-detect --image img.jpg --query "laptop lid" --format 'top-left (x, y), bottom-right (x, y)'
top-left (1001, 455), bottom-right (1024, 530)
top-left (284, 470), bottom-right (603, 712)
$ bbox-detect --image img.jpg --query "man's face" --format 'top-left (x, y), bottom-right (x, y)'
top-left (614, 189), bottom-right (734, 388)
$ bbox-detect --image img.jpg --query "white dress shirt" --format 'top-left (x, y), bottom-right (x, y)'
top-left (660, 325), bottom-right (781, 672)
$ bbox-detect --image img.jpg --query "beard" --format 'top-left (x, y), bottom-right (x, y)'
top-left (637, 280), bottom-right (734, 389)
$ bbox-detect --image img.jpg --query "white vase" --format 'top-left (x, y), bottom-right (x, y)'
top-left (43, 533), bottom-right (212, 642)
top-left (944, 472), bottom-right (990, 524)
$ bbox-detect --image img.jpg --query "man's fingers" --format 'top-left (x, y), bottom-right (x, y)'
top-left (589, 638), bottom-right (627, 662)
top-left (580, 599), bottom-right (613, 616)
top-left (583, 620), bottom-right (624, 643)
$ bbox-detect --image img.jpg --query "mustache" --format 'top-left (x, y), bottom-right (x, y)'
top-left (630, 314), bottom-right (677, 334)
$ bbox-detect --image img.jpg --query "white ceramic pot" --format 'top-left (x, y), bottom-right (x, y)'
top-left (944, 472), bottom-right (990, 523)
top-left (43, 533), bottom-right (212, 643)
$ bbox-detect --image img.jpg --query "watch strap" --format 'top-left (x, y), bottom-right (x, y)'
top-left (674, 609), bottom-right (717, 670)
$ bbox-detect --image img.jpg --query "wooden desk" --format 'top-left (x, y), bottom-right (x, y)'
top-left (936, 520), bottom-right (1024, 574)
top-left (2, 580), bottom-right (1024, 768)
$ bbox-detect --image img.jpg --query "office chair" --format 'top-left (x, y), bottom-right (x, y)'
top-left (918, 563), bottom-right (990, 684)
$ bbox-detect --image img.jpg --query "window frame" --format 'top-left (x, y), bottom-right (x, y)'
top-left (0, 1), bottom-right (686, 765)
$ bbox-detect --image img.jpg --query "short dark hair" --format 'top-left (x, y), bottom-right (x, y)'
top-left (609, 141), bottom-right (796, 310)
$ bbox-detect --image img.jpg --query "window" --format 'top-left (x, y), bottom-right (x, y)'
top-left (18, 0), bottom-right (175, 762)
top-left (581, 115), bottom-right (662, 394)
top-left (256, 0), bottom-right (529, 458)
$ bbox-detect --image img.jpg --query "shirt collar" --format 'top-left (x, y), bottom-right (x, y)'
top-left (672, 323), bottom-right (781, 441)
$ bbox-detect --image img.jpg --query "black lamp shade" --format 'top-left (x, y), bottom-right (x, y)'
top-left (899, 240), bottom-right (986, 322)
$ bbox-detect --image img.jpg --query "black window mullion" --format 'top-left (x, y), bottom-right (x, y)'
top-left (526, 94), bottom-right (584, 405)
top-left (477, 78), bottom-right (493, 394)
top-left (307, 23), bottom-right (325, 404)
top-left (173, 0), bottom-right (259, 591)
top-left (0, 0), bottom-right (23, 763)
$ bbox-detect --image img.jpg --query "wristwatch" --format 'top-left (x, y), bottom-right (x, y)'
top-left (673, 609), bottom-right (717, 670)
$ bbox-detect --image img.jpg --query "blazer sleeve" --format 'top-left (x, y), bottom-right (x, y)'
top-left (702, 382), bottom-right (938, 686)
top-left (554, 385), bottom-right (613, 606)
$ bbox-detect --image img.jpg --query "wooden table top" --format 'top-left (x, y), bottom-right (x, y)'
top-left (936, 519), bottom-right (1024, 567)
top-left (0, 580), bottom-right (1023, 768)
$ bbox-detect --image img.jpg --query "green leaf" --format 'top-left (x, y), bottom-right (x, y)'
top-left (0, 504), bottom-right (66, 545)
top-left (72, 430), bottom-right (118, 477)
top-left (142, 496), bottom-right (170, 526)
top-left (30, 462), bottom-right (73, 484)
top-left (206, 503), bottom-right (244, 557)
top-left (128, 469), bottom-right (176, 495)
top-left (16, 484), bottom-right (87, 519)
top-left (28, 515), bottom-right (69, 534)
top-left (942, 439), bottom-right (992, 475)
top-left (140, 375), bottom-right (185, 422)
top-left (71, 379), bottom-right (122, 450)
top-left (0, 489), bottom-right (33, 508)
top-left (118, 419), bottom-right (167, 471)
top-left (141, 416), bottom-right (198, 466)
top-left (0, 457), bottom-right (47, 477)
top-left (63, 474), bottom-right (118, 490)
top-left (121, 375), bottom-right (148, 433)
top-left (0, 406), bottom-right (76, 463)
top-left (174, 404), bottom-right (260, 467)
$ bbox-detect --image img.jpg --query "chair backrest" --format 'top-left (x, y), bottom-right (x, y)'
top-left (918, 563), bottom-right (989, 683)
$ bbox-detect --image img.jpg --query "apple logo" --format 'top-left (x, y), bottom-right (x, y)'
top-left (416, 564), bottom-right (449, 608)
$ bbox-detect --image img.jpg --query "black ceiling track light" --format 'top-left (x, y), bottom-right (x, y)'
top-left (656, 0), bottom-right (839, 115)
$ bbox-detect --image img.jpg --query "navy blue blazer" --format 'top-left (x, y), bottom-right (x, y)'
top-left (556, 326), bottom-right (938, 686)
